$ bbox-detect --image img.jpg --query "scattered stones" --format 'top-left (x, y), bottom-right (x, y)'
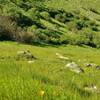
top-left (28, 60), bottom-right (35, 64)
top-left (17, 50), bottom-right (37, 60)
top-left (66, 62), bottom-right (84, 74)
top-left (66, 62), bottom-right (78, 68)
top-left (85, 63), bottom-right (96, 68)
top-left (79, 68), bottom-right (85, 73)
top-left (71, 68), bottom-right (84, 74)
top-left (56, 53), bottom-right (69, 60)
top-left (0, 57), bottom-right (5, 61)
top-left (96, 66), bottom-right (100, 70)
top-left (84, 84), bottom-right (99, 93)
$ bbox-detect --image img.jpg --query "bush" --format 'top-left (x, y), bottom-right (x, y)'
top-left (49, 38), bottom-right (61, 45)
top-left (40, 11), bottom-right (50, 20)
top-left (0, 15), bottom-right (35, 44)
top-left (55, 13), bottom-right (66, 23)
top-left (16, 31), bottom-right (35, 44)
top-left (0, 15), bottom-right (19, 41)
top-left (76, 28), bottom-right (96, 47)
top-left (64, 28), bottom-right (97, 47)
top-left (93, 33), bottom-right (100, 48)
top-left (65, 33), bottom-right (82, 46)
top-left (76, 20), bottom-right (88, 30)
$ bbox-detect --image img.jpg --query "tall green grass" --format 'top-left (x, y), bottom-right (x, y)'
top-left (0, 42), bottom-right (99, 100)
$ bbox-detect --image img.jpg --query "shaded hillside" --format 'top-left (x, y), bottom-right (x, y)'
top-left (0, 0), bottom-right (100, 47)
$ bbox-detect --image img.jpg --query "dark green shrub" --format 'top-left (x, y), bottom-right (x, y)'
top-left (77, 28), bottom-right (96, 47)
top-left (64, 28), bottom-right (97, 47)
top-left (93, 33), bottom-right (100, 48)
top-left (49, 9), bottom-right (60, 18)
top-left (90, 8), bottom-right (100, 15)
top-left (55, 13), bottom-right (66, 23)
top-left (49, 38), bottom-right (61, 45)
top-left (76, 20), bottom-right (88, 30)
top-left (92, 26), bottom-right (99, 32)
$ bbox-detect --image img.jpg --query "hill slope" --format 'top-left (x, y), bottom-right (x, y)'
top-left (0, 1), bottom-right (100, 100)
top-left (0, 0), bottom-right (100, 47)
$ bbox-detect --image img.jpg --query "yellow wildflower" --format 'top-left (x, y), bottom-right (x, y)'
top-left (39, 90), bottom-right (45, 96)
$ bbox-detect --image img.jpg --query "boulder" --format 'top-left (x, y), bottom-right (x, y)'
top-left (17, 50), bottom-right (37, 60)
top-left (66, 62), bottom-right (78, 68)
top-left (84, 84), bottom-right (99, 93)
top-left (70, 68), bottom-right (84, 74)
top-left (96, 66), bottom-right (100, 70)
top-left (56, 53), bottom-right (69, 60)
top-left (85, 63), bottom-right (96, 68)
top-left (28, 60), bottom-right (35, 64)
top-left (66, 62), bottom-right (84, 74)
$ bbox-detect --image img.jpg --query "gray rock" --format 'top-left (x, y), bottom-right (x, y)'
top-left (79, 68), bottom-right (85, 73)
top-left (71, 68), bottom-right (84, 74)
top-left (56, 53), bottom-right (69, 60)
top-left (84, 84), bottom-right (99, 93)
top-left (28, 60), bottom-right (35, 64)
top-left (66, 62), bottom-right (78, 68)
top-left (96, 66), bottom-right (100, 70)
top-left (85, 63), bottom-right (95, 68)
top-left (17, 50), bottom-right (36, 60)
top-left (66, 62), bottom-right (84, 74)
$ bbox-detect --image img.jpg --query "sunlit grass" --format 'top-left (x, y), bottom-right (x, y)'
top-left (0, 41), bottom-right (100, 100)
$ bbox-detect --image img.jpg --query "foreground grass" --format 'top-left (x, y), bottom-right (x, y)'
top-left (0, 41), bottom-right (100, 100)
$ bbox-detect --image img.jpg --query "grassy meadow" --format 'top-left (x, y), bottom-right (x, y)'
top-left (0, 41), bottom-right (100, 100)
top-left (0, 0), bottom-right (100, 100)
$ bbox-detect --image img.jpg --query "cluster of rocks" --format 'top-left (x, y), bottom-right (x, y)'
top-left (56, 53), bottom-right (84, 74)
top-left (17, 50), bottom-right (37, 63)
top-left (85, 63), bottom-right (100, 70)
top-left (55, 53), bottom-right (100, 93)
top-left (65, 62), bottom-right (100, 74)
top-left (56, 52), bottom-right (100, 74)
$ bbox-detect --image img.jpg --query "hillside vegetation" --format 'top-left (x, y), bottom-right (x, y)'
top-left (0, 0), bottom-right (100, 47)
top-left (0, 1), bottom-right (100, 100)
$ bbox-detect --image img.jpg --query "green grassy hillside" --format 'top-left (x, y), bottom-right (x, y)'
top-left (0, 1), bottom-right (100, 100)
top-left (0, 41), bottom-right (100, 100)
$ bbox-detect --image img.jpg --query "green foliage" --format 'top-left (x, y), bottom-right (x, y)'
top-left (55, 13), bottom-right (66, 23)
top-left (0, 0), bottom-right (100, 48)
top-left (76, 20), bottom-right (88, 30)
top-left (40, 11), bottom-right (50, 20)
top-left (93, 33), bottom-right (100, 48)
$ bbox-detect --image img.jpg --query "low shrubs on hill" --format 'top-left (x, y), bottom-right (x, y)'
top-left (0, 15), bottom-right (35, 43)
top-left (0, 0), bottom-right (100, 48)
top-left (0, 16), bottom-right (18, 41)
top-left (64, 28), bottom-right (100, 48)
top-left (0, 15), bottom-right (61, 44)
top-left (1, 15), bottom-right (100, 48)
